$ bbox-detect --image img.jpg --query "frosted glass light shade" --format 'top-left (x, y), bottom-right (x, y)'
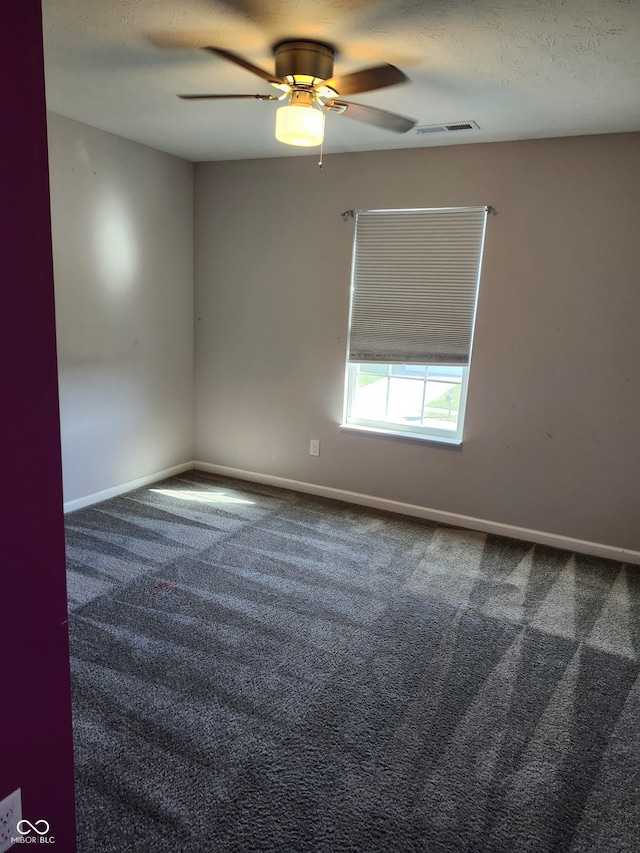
top-left (275, 104), bottom-right (325, 147)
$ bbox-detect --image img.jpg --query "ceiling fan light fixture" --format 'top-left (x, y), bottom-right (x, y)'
top-left (275, 91), bottom-right (325, 147)
top-left (275, 104), bottom-right (325, 147)
top-left (179, 40), bottom-right (416, 151)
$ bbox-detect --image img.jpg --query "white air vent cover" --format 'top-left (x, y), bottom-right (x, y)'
top-left (416, 121), bottom-right (479, 135)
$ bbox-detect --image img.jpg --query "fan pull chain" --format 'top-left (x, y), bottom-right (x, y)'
top-left (318, 138), bottom-right (323, 169)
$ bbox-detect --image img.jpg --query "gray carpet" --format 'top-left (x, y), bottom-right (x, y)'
top-left (65, 471), bottom-right (640, 852)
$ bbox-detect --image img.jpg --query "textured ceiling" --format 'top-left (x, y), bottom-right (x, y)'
top-left (42, 0), bottom-right (640, 162)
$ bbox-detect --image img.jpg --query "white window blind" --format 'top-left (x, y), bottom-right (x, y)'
top-left (348, 206), bottom-right (488, 364)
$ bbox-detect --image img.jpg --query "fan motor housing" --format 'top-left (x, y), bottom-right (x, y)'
top-left (273, 41), bottom-right (335, 82)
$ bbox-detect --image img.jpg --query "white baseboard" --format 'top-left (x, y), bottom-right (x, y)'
top-left (194, 461), bottom-right (640, 566)
top-left (63, 462), bottom-right (194, 513)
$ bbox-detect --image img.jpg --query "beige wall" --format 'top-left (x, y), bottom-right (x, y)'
top-left (48, 114), bottom-right (195, 503)
top-left (194, 133), bottom-right (640, 552)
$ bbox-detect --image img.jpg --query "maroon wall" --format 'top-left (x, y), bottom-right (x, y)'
top-left (0, 3), bottom-right (77, 849)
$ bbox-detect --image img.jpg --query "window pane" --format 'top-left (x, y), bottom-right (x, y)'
top-left (427, 365), bottom-right (464, 382)
top-left (387, 377), bottom-right (424, 424)
top-left (423, 368), bottom-right (462, 430)
top-left (359, 363), bottom-right (388, 376)
top-left (351, 374), bottom-right (388, 420)
top-left (391, 364), bottom-right (427, 378)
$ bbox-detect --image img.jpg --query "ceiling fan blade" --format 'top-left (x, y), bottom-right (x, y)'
top-left (323, 64), bottom-right (408, 96)
top-left (204, 47), bottom-right (284, 85)
top-left (178, 93), bottom-right (278, 100)
top-left (325, 99), bottom-right (416, 133)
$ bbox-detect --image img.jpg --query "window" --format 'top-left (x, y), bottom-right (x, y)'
top-left (342, 207), bottom-right (488, 444)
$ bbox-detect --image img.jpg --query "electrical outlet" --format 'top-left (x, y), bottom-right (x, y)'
top-left (309, 439), bottom-right (320, 457)
top-left (0, 788), bottom-right (22, 853)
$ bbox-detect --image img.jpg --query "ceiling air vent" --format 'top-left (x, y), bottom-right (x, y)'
top-left (416, 120), bottom-right (479, 136)
top-left (416, 124), bottom-right (447, 134)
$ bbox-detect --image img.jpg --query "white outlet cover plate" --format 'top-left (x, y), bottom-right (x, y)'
top-left (0, 788), bottom-right (22, 853)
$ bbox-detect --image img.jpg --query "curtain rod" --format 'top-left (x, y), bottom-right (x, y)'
top-left (341, 205), bottom-right (496, 220)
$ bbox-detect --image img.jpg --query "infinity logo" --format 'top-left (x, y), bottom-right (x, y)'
top-left (17, 819), bottom-right (50, 836)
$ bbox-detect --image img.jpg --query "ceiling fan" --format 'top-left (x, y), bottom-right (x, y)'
top-left (178, 40), bottom-right (417, 148)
